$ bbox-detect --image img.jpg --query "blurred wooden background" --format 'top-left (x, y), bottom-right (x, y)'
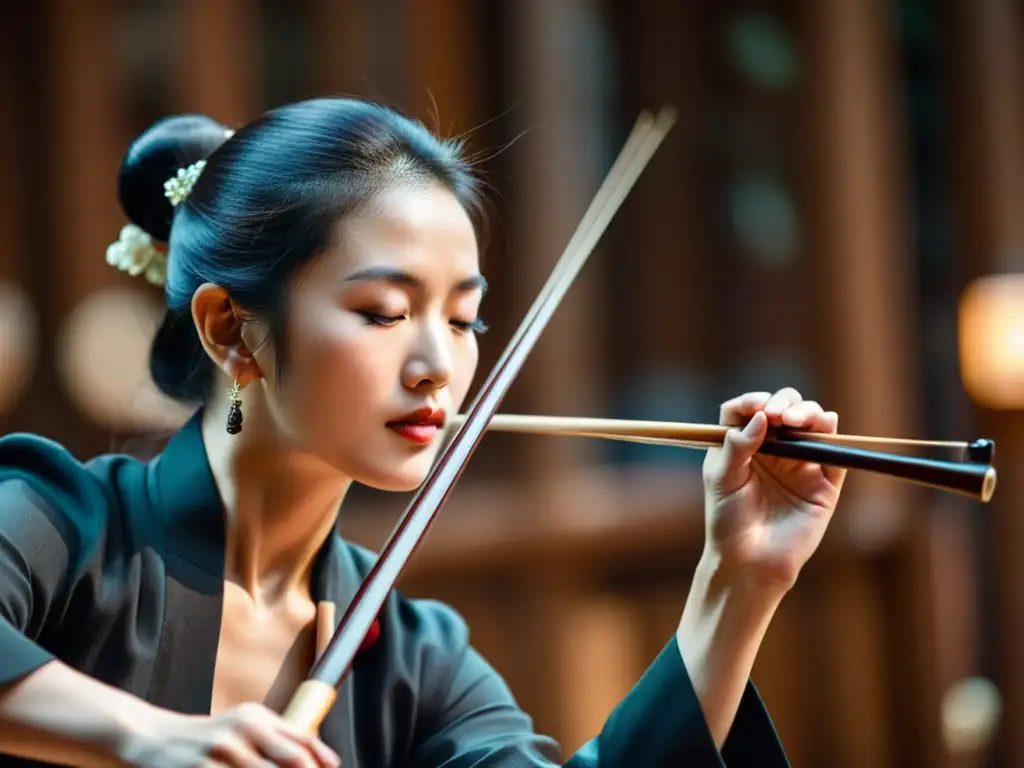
top-left (1, 1), bottom-right (1022, 766)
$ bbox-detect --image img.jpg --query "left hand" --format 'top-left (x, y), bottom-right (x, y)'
top-left (701, 387), bottom-right (847, 593)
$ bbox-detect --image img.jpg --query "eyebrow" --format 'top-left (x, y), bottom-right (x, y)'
top-left (343, 266), bottom-right (488, 295)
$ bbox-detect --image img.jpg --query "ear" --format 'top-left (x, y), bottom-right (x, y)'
top-left (191, 283), bottom-right (263, 387)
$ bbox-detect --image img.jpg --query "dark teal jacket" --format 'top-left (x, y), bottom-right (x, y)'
top-left (0, 412), bottom-right (789, 766)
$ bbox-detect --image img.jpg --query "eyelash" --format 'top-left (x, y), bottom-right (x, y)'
top-left (360, 313), bottom-right (489, 335)
top-left (452, 318), bottom-right (490, 335)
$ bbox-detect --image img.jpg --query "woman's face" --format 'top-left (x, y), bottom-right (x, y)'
top-left (254, 182), bottom-right (485, 491)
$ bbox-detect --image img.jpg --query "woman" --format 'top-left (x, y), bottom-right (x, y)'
top-left (0, 98), bottom-right (845, 767)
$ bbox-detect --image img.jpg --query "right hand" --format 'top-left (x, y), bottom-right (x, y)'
top-left (123, 702), bottom-right (340, 768)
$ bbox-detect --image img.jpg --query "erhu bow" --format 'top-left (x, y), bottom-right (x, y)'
top-left (280, 106), bottom-right (997, 730)
top-left (280, 108), bottom-right (677, 729)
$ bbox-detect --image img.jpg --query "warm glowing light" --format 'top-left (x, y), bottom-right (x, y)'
top-left (959, 273), bottom-right (1024, 409)
top-left (942, 677), bottom-right (1002, 755)
top-left (56, 287), bottom-right (193, 431)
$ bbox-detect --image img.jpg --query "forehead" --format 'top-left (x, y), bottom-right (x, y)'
top-left (319, 182), bottom-right (480, 279)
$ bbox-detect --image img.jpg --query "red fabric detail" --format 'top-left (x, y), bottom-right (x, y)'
top-left (359, 618), bottom-right (381, 653)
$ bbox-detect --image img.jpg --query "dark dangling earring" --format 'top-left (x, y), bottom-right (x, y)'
top-left (226, 380), bottom-right (243, 435)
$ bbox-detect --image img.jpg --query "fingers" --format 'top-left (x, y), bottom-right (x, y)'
top-left (720, 387), bottom-right (838, 435)
top-left (719, 391), bottom-right (772, 426)
top-left (776, 399), bottom-right (843, 486)
top-left (270, 723), bottom-right (340, 768)
top-left (778, 399), bottom-right (839, 435)
top-left (230, 705), bottom-right (340, 768)
top-left (207, 732), bottom-right (276, 768)
top-left (707, 409), bottom-right (769, 496)
top-left (250, 730), bottom-right (319, 768)
top-left (708, 387), bottom-right (844, 494)
top-left (762, 387), bottom-right (804, 423)
top-left (712, 389), bottom-right (793, 496)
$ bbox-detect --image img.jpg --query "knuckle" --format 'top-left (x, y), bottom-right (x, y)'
top-left (274, 747), bottom-right (314, 768)
top-left (719, 399), bottom-right (744, 422)
top-left (236, 702), bottom-right (269, 724)
top-left (209, 728), bottom-right (242, 756)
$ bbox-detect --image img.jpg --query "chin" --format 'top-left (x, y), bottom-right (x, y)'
top-left (345, 449), bottom-right (439, 493)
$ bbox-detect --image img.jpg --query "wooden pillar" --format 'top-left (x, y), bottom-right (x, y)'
top-left (942, 1), bottom-right (1024, 764)
top-left (502, 0), bottom-right (615, 484)
top-left (41, 0), bottom-right (126, 451)
top-left (749, 589), bottom-right (814, 768)
top-left (0, 7), bottom-right (34, 429)
top-left (807, 0), bottom-right (918, 467)
top-left (610, 2), bottom-right (714, 423)
top-left (309, 0), bottom-right (375, 98)
top-left (498, 0), bottom-right (620, 745)
top-left (805, 0), bottom-right (921, 764)
top-left (177, 0), bottom-right (261, 125)
top-left (46, 0), bottom-right (124, 333)
top-left (557, 597), bottom-right (643, 753)
top-left (403, 0), bottom-right (481, 134)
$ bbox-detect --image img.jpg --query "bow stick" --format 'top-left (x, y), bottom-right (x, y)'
top-left (446, 414), bottom-right (998, 502)
top-left (281, 108), bottom-right (678, 730)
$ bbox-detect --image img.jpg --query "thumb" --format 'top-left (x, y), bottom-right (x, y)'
top-left (713, 410), bottom-right (768, 495)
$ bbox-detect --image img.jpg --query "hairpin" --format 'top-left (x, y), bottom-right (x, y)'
top-left (105, 224), bottom-right (167, 287)
top-left (163, 160), bottom-right (207, 207)
top-left (108, 129), bottom-right (235, 285)
top-left (162, 128), bottom-right (233, 207)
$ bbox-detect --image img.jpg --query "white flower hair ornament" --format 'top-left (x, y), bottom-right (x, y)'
top-left (107, 129), bottom-right (234, 286)
top-left (163, 159), bottom-right (207, 207)
top-left (162, 128), bottom-right (232, 206)
top-left (105, 224), bottom-right (167, 287)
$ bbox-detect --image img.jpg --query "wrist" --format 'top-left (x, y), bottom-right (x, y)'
top-left (111, 701), bottom-right (178, 767)
top-left (677, 551), bottom-right (785, 654)
top-left (698, 542), bottom-right (797, 602)
top-left (673, 551), bottom-right (786, 747)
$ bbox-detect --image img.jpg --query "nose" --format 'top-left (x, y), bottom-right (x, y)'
top-left (401, 320), bottom-right (454, 391)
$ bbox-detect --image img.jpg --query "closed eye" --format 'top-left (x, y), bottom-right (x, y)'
top-left (451, 319), bottom-right (489, 335)
top-left (360, 312), bottom-right (405, 327)
top-left (358, 312), bottom-right (487, 334)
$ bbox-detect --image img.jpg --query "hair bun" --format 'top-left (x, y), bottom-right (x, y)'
top-left (117, 114), bottom-right (231, 243)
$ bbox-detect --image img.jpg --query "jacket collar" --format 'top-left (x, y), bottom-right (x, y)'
top-left (147, 408), bottom-right (359, 610)
top-left (143, 408), bottom-right (370, 744)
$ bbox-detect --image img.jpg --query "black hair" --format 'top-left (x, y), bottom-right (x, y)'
top-left (115, 98), bottom-right (486, 403)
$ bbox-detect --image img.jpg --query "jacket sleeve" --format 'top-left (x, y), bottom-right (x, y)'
top-left (0, 432), bottom-right (108, 688)
top-left (407, 602), bottom-right (789, 767)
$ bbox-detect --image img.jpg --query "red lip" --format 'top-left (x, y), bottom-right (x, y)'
top-left (386, 407), bottom-right (446, 445)
top-left (389, 407), bottom-right (446, 427)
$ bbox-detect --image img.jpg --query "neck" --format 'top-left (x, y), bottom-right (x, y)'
top-left (201, 398), bottom-right (352, 604)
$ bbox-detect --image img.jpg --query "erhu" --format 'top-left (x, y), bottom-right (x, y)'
top-left (279, 108), bottom-right (997, 730)
top-left (447, 414), bottom-right (996, 503)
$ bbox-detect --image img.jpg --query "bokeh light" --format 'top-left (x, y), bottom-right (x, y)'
top-left (56, 287), bottom-right (193, 431)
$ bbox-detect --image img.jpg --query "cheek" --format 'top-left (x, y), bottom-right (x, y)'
top-left (278, 313), bottom-right (393, 426)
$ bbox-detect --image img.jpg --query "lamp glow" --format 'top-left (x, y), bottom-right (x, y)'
top-left (958, 273), bottom-right (1024, 409)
